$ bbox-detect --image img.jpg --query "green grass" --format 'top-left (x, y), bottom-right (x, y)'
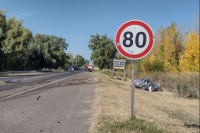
top-left (98, 118), bottom-right (171, 133)
top-left (168, 111), bottom-right (199, 127)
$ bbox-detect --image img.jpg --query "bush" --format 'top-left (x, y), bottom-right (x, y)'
top-left (176, 83), bottom-right (198, 98)
top-left (141, 59), bottom-right (164, 73)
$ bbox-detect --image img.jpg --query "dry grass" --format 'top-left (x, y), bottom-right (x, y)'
top-left (89, 71), bottom-right (199, 133)
top-left (102, 69), bottom-right (199, 98)
top-left (98, 118), bottom-right (169, 133)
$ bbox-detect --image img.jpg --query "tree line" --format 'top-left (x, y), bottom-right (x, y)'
top-left (139, 22), bottom-right (199, 73)
top-left (0, 10), bottom-right (86, 71)
top-left (88, 22), bottom-right (199, 73)
top-left (66, 52), bottom-right (86, 68)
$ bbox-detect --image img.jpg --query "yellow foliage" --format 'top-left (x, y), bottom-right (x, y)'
top-left (126, 63), bottom-right (131, 69)
top-left (179, 31), bottom-right (199, 72)
top-left (138, 23), bottom-right (197, 73)
top-left (140, 56), bottom-right (149, 73)
top-left (149, 55), bottom-right (156, 62)
top-left (162, 23), bottom-right (182, 72)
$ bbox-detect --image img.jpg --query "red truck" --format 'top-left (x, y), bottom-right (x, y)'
top-left (85, 65), bottom-right (93, 72)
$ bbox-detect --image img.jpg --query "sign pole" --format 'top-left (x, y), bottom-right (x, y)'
top-left (123, 60), bottom-right (126, 80)
top-left (123, 68), bottom-right (125, 80)
top-left (112, 68), bottom-right (114, 77)
top-left (115, 20), bottom-right (154, 119)
top-left (131, 60), bottom-right (135, 119)
top-left (112, 60), bottom-right (114, 77)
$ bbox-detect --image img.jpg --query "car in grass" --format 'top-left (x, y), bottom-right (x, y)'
top-left (134, 78), bottom-right (162, 91)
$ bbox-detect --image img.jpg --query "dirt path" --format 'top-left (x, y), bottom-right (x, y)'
top-left (90, 71), bottom-right (199, 133)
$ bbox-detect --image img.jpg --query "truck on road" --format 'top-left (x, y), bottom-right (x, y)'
top-left (85, 65), bottom-right (93, 72)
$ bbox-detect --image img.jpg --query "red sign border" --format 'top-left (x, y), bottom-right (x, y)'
top-left (115, 20), bottom-right (154, 60)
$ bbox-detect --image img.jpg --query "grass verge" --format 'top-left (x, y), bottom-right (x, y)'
top-left (102, 69), bottom-right (199, 98)
top-left (90, 71), bottom-right (186, 133)
top-left (99, 118), bottom-right (171, 133)
top-left (168, 111), bottom-right (199, 129)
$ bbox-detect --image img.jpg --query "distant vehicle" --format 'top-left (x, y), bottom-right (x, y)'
top-left (85, 65), bottom-right (93, 72)
top-left (134, 78), bottom-right (162, 91)
top-left (73, 65), bottom-right (77, 70)
top-left (67, 66), bottom-right (74, 71)
top-left (73, 65), bottom-right (80, 70)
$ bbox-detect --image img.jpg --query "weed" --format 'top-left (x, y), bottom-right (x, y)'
top-left (175, 83), bottom-right (199, 98)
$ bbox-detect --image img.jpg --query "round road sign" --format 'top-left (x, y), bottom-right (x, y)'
top-left (115, 20), bottom-right (154, 60)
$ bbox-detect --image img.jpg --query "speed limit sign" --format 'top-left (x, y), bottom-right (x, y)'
top-left (115, 20), bottom-right (154, 60)
top-left (115, 20), bottom-right (154, 119)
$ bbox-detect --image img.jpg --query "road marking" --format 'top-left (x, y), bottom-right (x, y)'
top-left (0, 72), bottom-right (82, 102)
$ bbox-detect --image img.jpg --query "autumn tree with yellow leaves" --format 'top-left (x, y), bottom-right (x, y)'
top-left (179, 31), bottom-right (199, 72)
top-left (139, 22), bottom-right (199, 73)
top-left (140, 23), bottom-right (183, 73)
top-left (162, 23), bottom-right (184, 72)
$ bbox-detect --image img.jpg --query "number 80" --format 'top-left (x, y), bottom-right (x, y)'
top-left (123, 31), bottom-right (147, 48)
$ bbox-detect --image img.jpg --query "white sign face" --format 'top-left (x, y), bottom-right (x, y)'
top-left (115, 20), bottom-right (154, 60)
top-left (113, 59), bottom-right (126, 69)
top-left (120, 25), bottom-right (150, 55)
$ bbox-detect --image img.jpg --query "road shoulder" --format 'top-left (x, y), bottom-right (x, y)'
top-left (89, 71), bottom-right (199, 133)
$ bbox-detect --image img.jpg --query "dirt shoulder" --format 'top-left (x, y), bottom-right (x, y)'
top-left (89, 71), bottom-right (199, 133)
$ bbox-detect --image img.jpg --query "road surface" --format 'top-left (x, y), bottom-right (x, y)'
top-left (0, 71), bottom-right (94, 133)
top-left (0, 70), bottom-right (83, 92)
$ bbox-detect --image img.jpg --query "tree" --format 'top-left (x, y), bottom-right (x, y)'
top-left (163, 23), bottom-right (183, 72)
top-left (139, 23), bottom-right (185, 73)
top-left (2, 17), bottom-right (32, 70)
top-left (179, 31), bottom-right (199, 72)
top-left (27, 34), bottom-right (69, 69)
top-left (66, 52), bottom-right (74, 66)
top-left (85, 59), bottom-right (89, 65)
top-left (88, 34), bottom-right (117, 70)
top-left (0, 10), bottom-right (69, 71)
top-left (49, 36), bottom-right (69, 68)
top-left (74, 55), bottom-right (85, 67)
top-left (0, 10), bottom-right (7, 71)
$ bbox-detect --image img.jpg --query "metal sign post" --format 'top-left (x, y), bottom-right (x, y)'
top-left (112, 64), bottom-right (114, 77)
top-left (123, 60), bottom-right (126, 81)
top-left (131, 60), bottom-right (135, 119)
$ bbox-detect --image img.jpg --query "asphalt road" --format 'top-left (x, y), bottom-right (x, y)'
top-left (0, 71), bottom-right (94, 133)
top-left (0, 70), bottom-right (83, 92)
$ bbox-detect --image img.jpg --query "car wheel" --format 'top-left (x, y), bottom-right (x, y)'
top-left (141, 85), bottom-right (146, 90)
